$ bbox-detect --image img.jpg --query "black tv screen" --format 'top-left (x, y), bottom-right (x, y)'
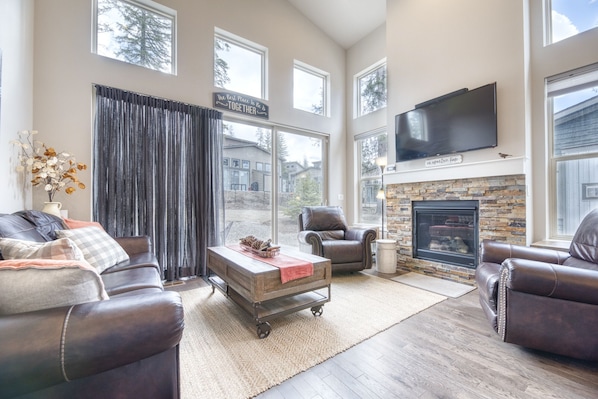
top-left (395, 82), bottom-right (497, 162)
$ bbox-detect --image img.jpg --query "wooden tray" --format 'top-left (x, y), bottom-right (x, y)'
top-left (240, 244), bottom-right (281, 258)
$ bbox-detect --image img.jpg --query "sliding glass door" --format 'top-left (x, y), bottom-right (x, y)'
top-left (277, 130), bottom-right (325, 246)
top-left (222, 119), bottom-right (327, 247)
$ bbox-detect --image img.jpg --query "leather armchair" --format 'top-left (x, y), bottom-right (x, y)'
top-left (297, 206), bottom-right (377, 273)
top-left (475, 208), bottom-right (598, 360)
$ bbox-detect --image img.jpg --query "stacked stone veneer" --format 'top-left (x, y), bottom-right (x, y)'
top-left (386, 174), bottom-right (526, 285)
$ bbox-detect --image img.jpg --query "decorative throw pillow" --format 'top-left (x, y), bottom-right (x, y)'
top-left (62, 217), bottom-right (105, 231)
top-left (56, 226), bottom-right (129, 273)
top-left (0, 237), bottom-right (84, 261)
top-left (0, 259), bottom-right (109, 315)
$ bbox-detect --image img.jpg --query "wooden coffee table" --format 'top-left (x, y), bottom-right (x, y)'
top-left (207, 246), bottom-right (332, 338)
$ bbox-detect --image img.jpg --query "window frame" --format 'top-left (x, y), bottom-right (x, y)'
top-left (355, 59), bottom-right (387, 118)
top-left (355, 128), bottom-right (388, 225)
top-left (214, 28), bottom-right (268, 100)
top-left (544, 0), bottom-right (598, 45)
top-left (92, 0), bottom-right (177, 74)
top-left (546, 63), bottom-right (598, 239)
top-left (293, 60), bottom-right (329, 116)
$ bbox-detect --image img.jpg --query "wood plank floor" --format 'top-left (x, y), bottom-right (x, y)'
top-left (255, 287), bottom-right (598, 399)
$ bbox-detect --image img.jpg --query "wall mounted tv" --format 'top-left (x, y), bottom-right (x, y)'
top-left (395, 82), bottom-right (497, 162)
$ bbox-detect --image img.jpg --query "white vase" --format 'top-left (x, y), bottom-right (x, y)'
top-left (42, 202), bottom-right (62, 217)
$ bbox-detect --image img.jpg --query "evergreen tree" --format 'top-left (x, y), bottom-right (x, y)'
top-left (284, 175), bottom-right (322, 217)
top-left (214, 38), bottom-right (231, 87)
top-left (99, 0), bottom-right (173, 73)
top-left (256, 129), bottom-right (289, 161)
top-left (361, 65), bottom-right (387, 114)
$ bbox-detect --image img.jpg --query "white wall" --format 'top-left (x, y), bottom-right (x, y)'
top-left (385, 0), bottom-right (528, 183)
top-left (30, 0), bottom-right (346, 219)
top-left (345, 24), bottom-right (387, 224)
top-left (0, 0), bottom-right (34, 213)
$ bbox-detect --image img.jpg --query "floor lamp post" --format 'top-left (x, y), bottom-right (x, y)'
top-left (376, 157), bottom-right (387, 239)
top-left (375, 157), bottom-right (396, 273)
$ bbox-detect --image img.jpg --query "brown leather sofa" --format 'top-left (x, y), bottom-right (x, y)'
top-left (297, 206), bottom-right (377, 273)
top-left (0, 210), bottom-right (184, 399)
top-left (475, 208), bottom-right (598, 361)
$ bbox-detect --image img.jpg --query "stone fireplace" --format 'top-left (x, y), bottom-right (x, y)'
top-left (413, 200), bottom-right (479, 268)
top-left (386, 174), bottom-right (526, 285)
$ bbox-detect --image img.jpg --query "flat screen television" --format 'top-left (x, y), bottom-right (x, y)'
top-left (395, 82), bottom-right (497, 162)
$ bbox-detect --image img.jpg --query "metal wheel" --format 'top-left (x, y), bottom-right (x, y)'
top-left (311, 305), bottom-right (324, 317)
top-left (257, 322), bottom-right (271, 339)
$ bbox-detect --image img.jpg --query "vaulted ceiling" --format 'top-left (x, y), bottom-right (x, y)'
top-left (287, 0), bottom-right (386, 49)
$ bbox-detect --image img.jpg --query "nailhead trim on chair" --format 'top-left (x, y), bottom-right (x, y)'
top-left (60, 305), bottom-right (75, 382)
top-left (497, 266), bottom-right (509, 342)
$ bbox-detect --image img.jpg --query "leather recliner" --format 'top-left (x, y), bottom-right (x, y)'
top-left (475, 208), bottom-right (598, 361)
top-left (297, 206), bottom-right (377, 273)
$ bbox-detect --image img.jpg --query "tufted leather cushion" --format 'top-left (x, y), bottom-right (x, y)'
top-left (301, 206), bottom-right (348, 231)
top-left (569, 208), bottom-right (598, 264)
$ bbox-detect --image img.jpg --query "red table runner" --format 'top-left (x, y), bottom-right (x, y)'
top-left (228, 245), bottom-right (314, 284)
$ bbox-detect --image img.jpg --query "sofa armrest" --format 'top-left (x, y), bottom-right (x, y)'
top-left (501, 258), bottom-right (598, 305)
top-left (114, 235), bottom-right (153, 256)
top-left (481, 239), bottom-right (570, 265)
top-left (0, 291), bottom-right (184, 399)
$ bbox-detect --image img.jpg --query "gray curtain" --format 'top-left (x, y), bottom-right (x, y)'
top-left (93, 85), bottom-right (224, 279)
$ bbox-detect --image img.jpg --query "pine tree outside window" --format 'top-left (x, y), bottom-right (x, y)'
top-left (94, 0), bottom-right (176, 74)
top-left (214, 29), bottom-right (267, 100)
top-left (356, 60), bottom-right (387, 117)
top-left (293, 60), bottom-right (328, 116)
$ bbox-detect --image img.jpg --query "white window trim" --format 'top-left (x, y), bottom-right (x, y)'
top-left (354, 58), bottom-right (387, 119)
top-left (92, 0), bottom-right (177, 75)
top-left (355, 128), bottom-right (387, 225)
top-left (293, 60), bottom-right (330, 117)
top-left (214, 27), bottom-right (268, 100)
top-left (546, 62), bottom-right (598, 239)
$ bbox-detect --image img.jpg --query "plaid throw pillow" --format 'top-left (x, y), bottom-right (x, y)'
top-left (0, 237), bottom-right (84, 261)
top-left (56, 226), bottom-right (129, 273)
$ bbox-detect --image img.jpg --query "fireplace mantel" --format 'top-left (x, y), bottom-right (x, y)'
top-left (384, 156), bottom-right (527, 185)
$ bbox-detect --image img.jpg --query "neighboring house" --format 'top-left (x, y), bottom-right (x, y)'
top-left (554, 95), bottom-right (598, 232)
top-left (223, 135), bottom-right (272, 191)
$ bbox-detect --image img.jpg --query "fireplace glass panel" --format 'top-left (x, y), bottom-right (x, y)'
top-left (413, 200), bottom-right (479, 268)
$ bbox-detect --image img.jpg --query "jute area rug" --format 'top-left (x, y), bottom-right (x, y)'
top-left (178, 272), bottom-right (446, 399)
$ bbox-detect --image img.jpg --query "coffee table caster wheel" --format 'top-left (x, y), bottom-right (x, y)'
top-left (311, 305), bottom-right (323, 317)
top-left (257, 322), bottom-right (271, 339)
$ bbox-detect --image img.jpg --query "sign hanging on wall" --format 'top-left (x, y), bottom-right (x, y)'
top-left (424, 154), bottom-right (463, 167)
top-left (213, 92), bottom-right (269, 119)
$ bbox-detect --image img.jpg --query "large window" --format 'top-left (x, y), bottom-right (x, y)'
top-left (94, 0), bottom-right (176, 74)
top-left (547, 64), bottom-right (598, 237)
top-left (356, 60), bottom-right (387, 117)
top-left (214, 29), bottom-right (267, 99)
top-left (293, 61), bottom-right (328, 116)
top-left (547, 0), bottom-right (598, 44)
top-left (222, 120), bottom-right (327, 246)
top-left (356, 130), bottom-right (387, 225)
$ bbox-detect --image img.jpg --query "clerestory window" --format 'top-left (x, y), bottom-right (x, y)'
top-left (546, 0), bottom-right (598, 45)
top-left (214, 28), bottom-right (267, 100)
top-left (293, 61), bottom-right (328, 116)
top-left (94, 0), bottom-right (176, 74)
top-left (356, 60), bottom-right (387, 117)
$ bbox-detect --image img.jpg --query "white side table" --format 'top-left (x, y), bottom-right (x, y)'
top-left (376, 239), bottom-right (397, 274)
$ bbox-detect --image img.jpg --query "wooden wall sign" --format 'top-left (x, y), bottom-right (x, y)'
top-left (213, 92), bottom-right (269, 119)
